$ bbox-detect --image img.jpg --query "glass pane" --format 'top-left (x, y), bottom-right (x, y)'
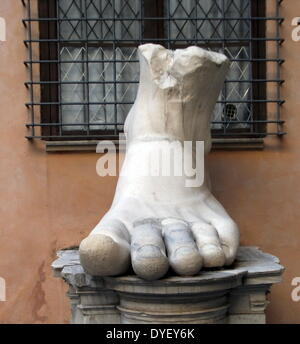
top-left (59, 0), bottom-right (142, 132)
top-left (88, 47), bottom-right (115, 130)
top-left (213, 45), bottom-right (251, 130)
top-left (168, 0), bottom-right (197, 42)
top-left (86, 0), bottom-right (114, 40)
top-left (196, 0), bottom-right (224, 40)
top-left (59, 0), bottom-right (84, 40)
top-left (59, 0), bottom-right (141, 41)
top-left (166, 0), bottom-right (252, 130)
top-left (115, 0), bottom-right (141, 40)
top-left (58, 0), bottom-right (253, 134)
top-left (115, 47), bottom-right (139, 129)
top-left (60, 46), bottom-right (85, 131)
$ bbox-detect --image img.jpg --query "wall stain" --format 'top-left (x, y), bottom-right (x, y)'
top-left (31, 262), bottom-right (47, 322)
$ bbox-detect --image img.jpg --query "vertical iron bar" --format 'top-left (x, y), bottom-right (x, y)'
top-left (27, 0), bottom-right (35, 138)
top-left (194, 0), bottom-right (197, 45)
top-left (56, 0), bottom-right (62, 136)
top-left (84, 0), bottom-right (90, 136)
top-left (167, 0), bottom-right (171, 49)
top-left (100, 0), bottom-right (108, 131)
top-left (79, 0), bottom-right (86, 134)
top-left (139, 0), bottom-right (143, 45)
top-left (276, 0), bottom-right (281, 135)
top-left (141, 0), bottom-right (144, 44)
top-left (222, 0), bottom-right (227, 135)
top-left (249, 0), bottom-right (254, 134)
top-left (113, 0), bottom-right (117, 136)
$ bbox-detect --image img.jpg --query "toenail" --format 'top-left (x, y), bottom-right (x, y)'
top-left (136, 245), bottom-right (163, 258)
top-left (201, 244), bottom-right (220, 252)
top-left (174, 246), bottom-right (197, 258)
top-left (134, 218), bottom-right (161, 228)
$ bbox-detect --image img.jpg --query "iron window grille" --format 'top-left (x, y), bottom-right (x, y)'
top-left (23, 0), bottom-right (285, 142)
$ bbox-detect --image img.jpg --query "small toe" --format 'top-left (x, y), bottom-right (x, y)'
top-left (191, 222), bottom-right (226, 268)
top-left (213, 220), bottom-right (240, 266)
top-left (170, 246), bottom-right (203, 275)
top-left (199, 244), bottom-right (225, 268)
top-left (131, 244), bottom-right (169, 280)
top-left (162, 218), bottom-right (202, 276)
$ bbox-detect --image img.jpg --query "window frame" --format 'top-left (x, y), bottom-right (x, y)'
top-left (30, 0), bottom-right (283, 143)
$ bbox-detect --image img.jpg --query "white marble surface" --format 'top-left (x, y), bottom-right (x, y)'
top-left (79, 44), bottom-right (240, 280)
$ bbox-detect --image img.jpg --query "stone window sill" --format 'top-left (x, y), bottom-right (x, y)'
top-left (45, 138), bottom-right (264, 152)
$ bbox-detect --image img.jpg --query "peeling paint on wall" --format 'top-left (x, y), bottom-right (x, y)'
top-left (0, 17), bottom-right (6, 42)
top-left (0, 277), bottom-right (6, 302)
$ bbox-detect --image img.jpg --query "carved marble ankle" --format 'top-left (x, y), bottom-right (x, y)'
top-left (79, 43), bottom-right (240, 280)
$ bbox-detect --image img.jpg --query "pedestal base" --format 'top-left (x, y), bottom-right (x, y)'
top-left (52, 247), bottom-right (283, 324)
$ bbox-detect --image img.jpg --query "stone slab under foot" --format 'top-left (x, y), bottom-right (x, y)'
top-left (52, 246), bottom-right (284, 324)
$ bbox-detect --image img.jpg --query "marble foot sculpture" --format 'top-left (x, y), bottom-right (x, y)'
top-left (80, 44), bottom-right (240, 280)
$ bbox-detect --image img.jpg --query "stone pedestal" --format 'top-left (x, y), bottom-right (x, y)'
top-left (52, 247), bottom-right (284, 324)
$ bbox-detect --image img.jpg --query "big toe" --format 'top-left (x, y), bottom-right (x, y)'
top-left (79, 234), bottom-right (130, 276)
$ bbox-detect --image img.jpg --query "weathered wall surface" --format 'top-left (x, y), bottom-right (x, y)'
top-left (0, 1), bottom-right (299, 323)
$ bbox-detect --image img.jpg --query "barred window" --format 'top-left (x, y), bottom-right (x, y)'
top-left (23, 0), bottom-right (285, 147)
